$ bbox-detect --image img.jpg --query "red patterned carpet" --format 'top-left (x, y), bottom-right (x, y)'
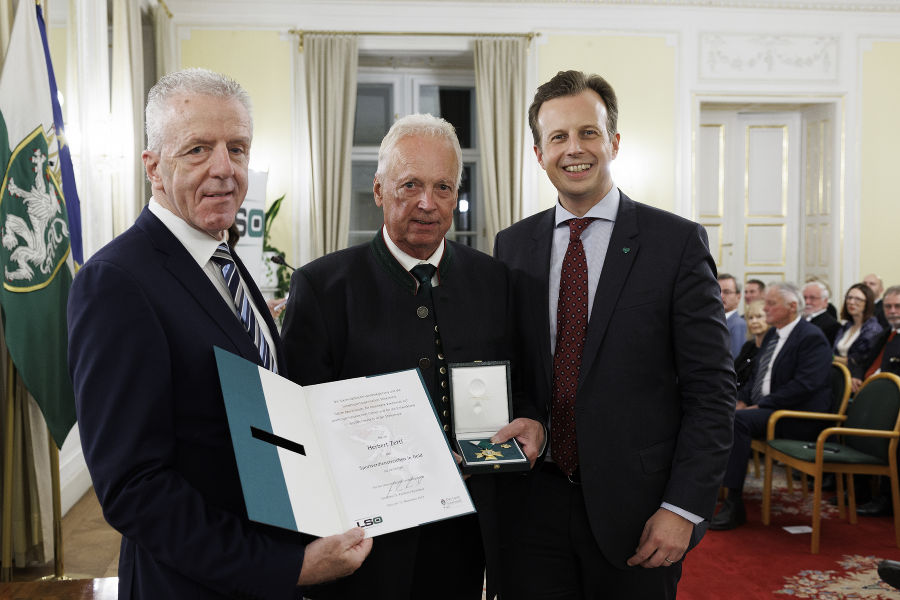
top-left (680, 469), bottom-right (900, 599)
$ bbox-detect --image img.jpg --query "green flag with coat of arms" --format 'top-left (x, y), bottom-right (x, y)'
top-left (0, 0), bottom-right (83, 448)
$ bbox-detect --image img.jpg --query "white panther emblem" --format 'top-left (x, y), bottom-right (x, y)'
top-left (2, 148), bottom-right (69, 282)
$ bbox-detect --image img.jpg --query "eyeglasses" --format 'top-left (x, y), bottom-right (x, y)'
top-left (845, 296), bottom-right (866, 304)
top-left (721, 290), bottom-right (738, 296)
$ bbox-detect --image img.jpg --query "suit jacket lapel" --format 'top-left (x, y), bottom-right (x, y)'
top-left (531, 209), bottom-right (556, 394)
top-left (136, 209), bottom-right (262, 363)
top-left (579, 193), bottom-right (640, 386)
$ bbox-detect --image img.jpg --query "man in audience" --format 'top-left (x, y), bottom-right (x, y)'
top-left (494, 69), bottom-right (735, 600)
top-left (280, 113), bottom-right (544, 600)
top-left (711, 282), bottom-right (832, 530)
top-left (68, 68), bottom-right (371, 599)
top-left (803, 281), bottom-right (841, 345)
top-left (720, 273), bottom-right (746, 358)
top-left (864, 273), bottom-right (890, 330)
top-left (744, 279), bottom-right (765, 312)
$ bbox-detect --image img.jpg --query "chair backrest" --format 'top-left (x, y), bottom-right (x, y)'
top-left (829, 361), bottom-right (852, 414)
top-left (843, 373), bottom-right (900, 460)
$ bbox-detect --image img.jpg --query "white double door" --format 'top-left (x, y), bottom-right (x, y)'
top-left (697, 104), bottom-right (838, 297)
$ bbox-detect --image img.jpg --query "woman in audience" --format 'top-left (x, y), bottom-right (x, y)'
top-left (734, 299), bottom-right (769, 394)
top-left (833, 283), bottom-right (883, 370)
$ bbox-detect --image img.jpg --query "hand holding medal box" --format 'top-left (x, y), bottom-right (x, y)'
top-left (448, 361), bottom-right (530, 473)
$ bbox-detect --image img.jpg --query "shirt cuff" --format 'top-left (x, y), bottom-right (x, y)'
top-left (660, 502), bottom-right (704, 525)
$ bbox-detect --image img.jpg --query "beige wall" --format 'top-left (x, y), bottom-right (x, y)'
top-left (181, 29), bottom-right (295, 263)
top-left (535, 34), bottom-right (677, 212)
top-left (860, 41), bottom-right (900, 289)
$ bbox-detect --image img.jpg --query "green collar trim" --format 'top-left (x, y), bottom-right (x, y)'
top-left (369, 231), bottom-right (454, 294)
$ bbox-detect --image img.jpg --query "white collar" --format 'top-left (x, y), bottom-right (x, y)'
top-left (554, 185), bottom-right (620, 227)
top-left (148, 199), bottom-right (224, 268)
top-left (381, 225), bottom-right (444, 272)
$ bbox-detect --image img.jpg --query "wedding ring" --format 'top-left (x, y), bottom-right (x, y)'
top-left (664, 558), bottom-right (674, 564)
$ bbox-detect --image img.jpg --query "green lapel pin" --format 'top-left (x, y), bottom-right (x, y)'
top-left (622, 247), bottom-right (631, 254)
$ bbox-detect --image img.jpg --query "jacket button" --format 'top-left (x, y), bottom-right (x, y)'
top-left (419, 358), bottom-right (432, 370)
top-left (417, 306), bottom-right (429, 319)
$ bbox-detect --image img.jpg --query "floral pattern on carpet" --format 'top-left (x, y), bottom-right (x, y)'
top-left (744, 467), bottom-right (842, 520)
top-left (774, 555), bottom-right (900, 598)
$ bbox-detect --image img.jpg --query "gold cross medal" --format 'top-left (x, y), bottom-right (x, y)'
top-left (469, 440), bottom-right (504, 461)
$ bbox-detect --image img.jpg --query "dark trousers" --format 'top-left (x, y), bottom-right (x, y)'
top-left (723, 407), bottom-right (824, 491)
top-left (307, 513), bottom-right (484, 600)
top-left (499, 465), bottom-right (680, 600)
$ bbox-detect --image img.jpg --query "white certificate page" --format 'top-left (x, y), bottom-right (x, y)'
top-left (303, 369), bottom-right (474, 537)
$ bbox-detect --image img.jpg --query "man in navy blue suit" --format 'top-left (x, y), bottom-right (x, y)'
top-left (68, 68), bottom-right (370, 599)
top-left (494, 70), bottom-right (735, 600)
top-left (711, 281), bottom-right (832, 530)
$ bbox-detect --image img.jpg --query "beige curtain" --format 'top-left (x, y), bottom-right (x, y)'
top-left (304, 34), bottom-right (358, 257)
top-left (0, 332), bottom-right (54, 568)
top-left (111, 0), bottom-right (144, 232)
top-left (153, 1), bottom-right (176, 77)
top-left (474, 38), bottom-right (527, 241)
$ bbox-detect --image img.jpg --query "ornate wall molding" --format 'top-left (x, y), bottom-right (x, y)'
top-left (700, 33), bottom-right (838, 81)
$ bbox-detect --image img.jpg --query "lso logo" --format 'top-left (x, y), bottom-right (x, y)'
top-left (355, 515), bottom-right (383, 527)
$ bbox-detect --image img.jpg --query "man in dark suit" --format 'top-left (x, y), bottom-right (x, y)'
top-left (68, 68), bottom-right (370, 599)
top-left (864, 273), bottom-right (890, 330)
top-left (744, 279), bottom-right (766, 312)
top-left (803, 281), bottom-right (841, 345)
top-left (711, 282), bottom-right (832, 530)
top-left (720, 273), bottom-right (747, 357)
top-left (493, 70), bottom-right (735, 599)
top-left (280, 114), bottom-right (544, 600)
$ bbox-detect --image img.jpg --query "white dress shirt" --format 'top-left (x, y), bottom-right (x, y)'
top-left (148, 199), bottom-right (278, 372)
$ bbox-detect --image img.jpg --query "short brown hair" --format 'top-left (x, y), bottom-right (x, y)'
top-left (528, 70), bottom-right (618, 149)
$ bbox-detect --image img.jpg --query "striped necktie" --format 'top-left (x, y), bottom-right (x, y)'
top-left (751, 333), bottom-right (778, 404)
top-left (211, 243), bottom-right (276, 373)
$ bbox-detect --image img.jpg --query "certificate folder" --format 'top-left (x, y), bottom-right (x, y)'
top-left (214, 347), bottom-right (474, 538)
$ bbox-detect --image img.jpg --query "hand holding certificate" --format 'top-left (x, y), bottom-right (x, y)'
top-left (214, 347), bottom-right (474, 538)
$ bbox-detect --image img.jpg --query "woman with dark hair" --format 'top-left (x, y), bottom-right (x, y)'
top-left (833, 282), bottom-right (883, 370)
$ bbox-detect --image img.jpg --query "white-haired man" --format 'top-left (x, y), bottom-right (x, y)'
top-left (281, 114), bottom-right (544, 600)
top-left (69, 68), bottom-right (371, 599)
top-left (711, 282), bottom-right (832, 530)
top-left (802, 280), bottom-right (841, 346)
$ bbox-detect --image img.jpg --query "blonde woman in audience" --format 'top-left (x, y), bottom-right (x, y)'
top-left (734, 299), bottom-right (769, 400)
top-left (833, 282), bottom-right (883, 370)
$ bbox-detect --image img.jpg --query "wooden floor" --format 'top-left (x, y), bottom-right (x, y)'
top-left (9, 488), bottom-right (120, 581)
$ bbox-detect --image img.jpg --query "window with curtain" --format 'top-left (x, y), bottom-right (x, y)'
top-left (349, 66), bottom-right (484, 251)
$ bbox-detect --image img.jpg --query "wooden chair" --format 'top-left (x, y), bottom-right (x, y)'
top-left (761, 372), bottom-right (900, 553)
top-left (750, 361), bottom-right (851, 496)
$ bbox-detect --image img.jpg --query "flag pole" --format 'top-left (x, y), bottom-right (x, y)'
top-left (48, 433), bottom-right (65, 579)
top-left (1, 355), bottom-right (16, 582)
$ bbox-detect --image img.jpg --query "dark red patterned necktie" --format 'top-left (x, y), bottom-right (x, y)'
top-left (551, 217), bottom-right (595, 476)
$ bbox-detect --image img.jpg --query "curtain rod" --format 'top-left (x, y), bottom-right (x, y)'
top-left (156, 0), bottom-right (173, 19)
top-left (286, 29), bottom-right (538, 53)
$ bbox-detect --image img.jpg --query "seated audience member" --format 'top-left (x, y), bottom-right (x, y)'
top-left (743, 279), bottom-right (765, 314)
top-left (851, 285), bottom-right (900, 392)
top-left (719, 273), bottom-right (746, 358)
top-left (803, 281), bottom-right (841, 345)
top-left (710, 282), bottom-right (832, 531)
top-left (834, 283), bottom-right (883, 371)
top-left (864, 273), bottom-right (890, 330)
top-left (848, 285), bottom-right (900, 517)
top-left (734, 300), bottom-right (769, 392)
